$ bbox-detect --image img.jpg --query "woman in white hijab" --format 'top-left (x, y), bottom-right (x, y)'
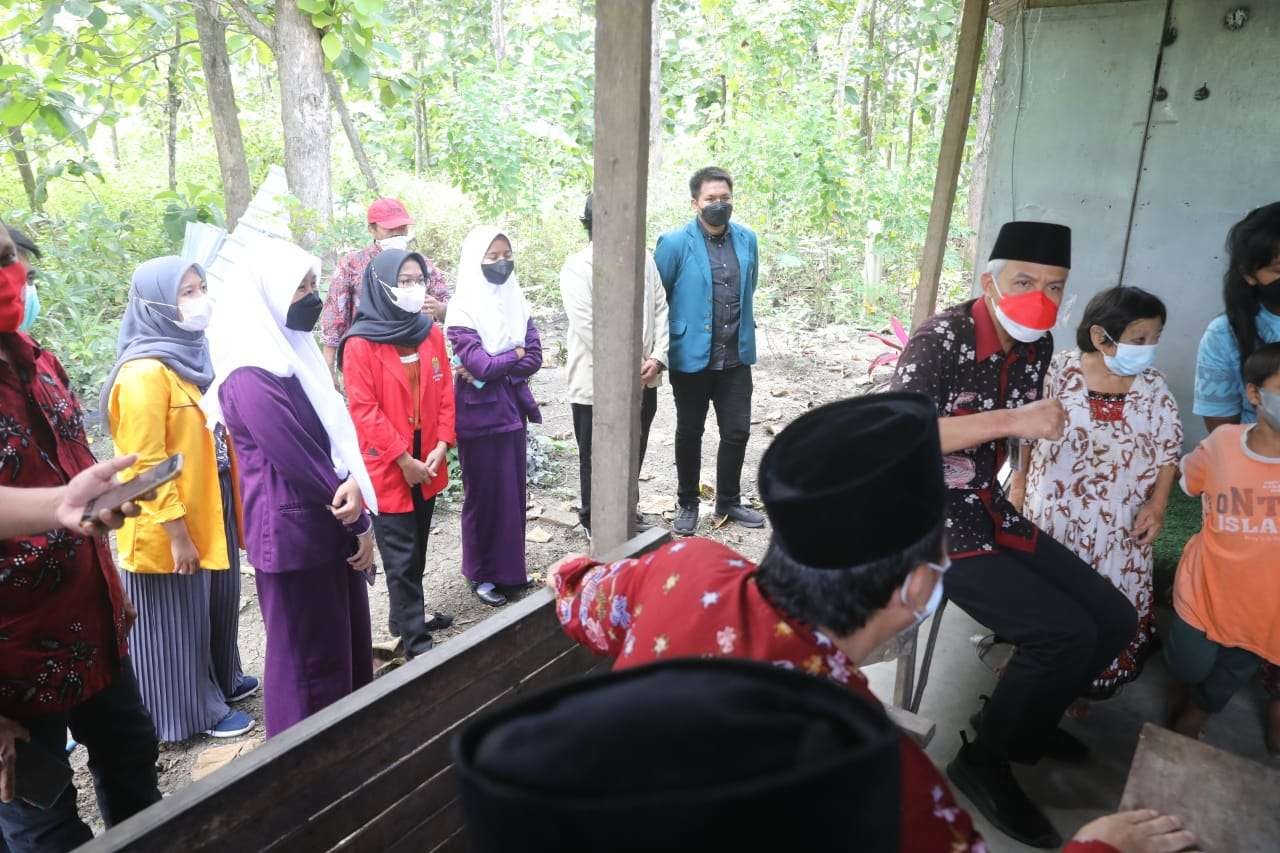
top-left (446, 226), bottom-right (543, 607)
top-left (201, 237), bottom-right (377, 737)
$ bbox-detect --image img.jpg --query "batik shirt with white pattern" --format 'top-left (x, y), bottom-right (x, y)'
top-left (552, 537), bottom-right (987, 852)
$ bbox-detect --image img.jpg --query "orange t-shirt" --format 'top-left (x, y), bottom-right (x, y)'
top-left (1174, 424), bottom-right (1280, 662)
top-left (396, 346), bottom-right (422, 429)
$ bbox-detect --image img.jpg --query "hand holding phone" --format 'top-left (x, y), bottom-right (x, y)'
top-left (81, 454), bottom-right (184, 524)
top-left (13, 736), bottom-right (73, 809)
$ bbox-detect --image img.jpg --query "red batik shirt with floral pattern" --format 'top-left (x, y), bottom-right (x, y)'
top-left (319, 243), bottom-right (450, 348)
top-left (0, 333), bottom-right (129, 719)
top-left (552, 538), bottom-right (987, 853)
top-left (891, 298), bottom-right (1052, 559)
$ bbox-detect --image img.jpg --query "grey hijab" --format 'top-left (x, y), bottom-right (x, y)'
top-left (100, 256), bottom-right (214, 416)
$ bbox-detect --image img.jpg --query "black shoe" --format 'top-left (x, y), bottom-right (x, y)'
top-left (970, 697), bottom-right (1090, 764)
top-left (715, 503), bottom-right (765, 528)
top-left (498, 580), bottom-right (536, 596)
top-left (404, 636), bottom-right (435, 660)
top-left (673, 505), bottom-right (699, 536)
top-left (472, 583), bottom-right (507, 607)
top-left (423, 612), bottom-right (453, 632)
top-left (946, 734), bottom-right (1062, 848)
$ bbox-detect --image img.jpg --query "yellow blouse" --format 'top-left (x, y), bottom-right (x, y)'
top-left (108, 358), bottom-right (233, 573)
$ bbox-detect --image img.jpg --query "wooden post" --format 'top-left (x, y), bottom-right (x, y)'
top-left (590, 0), bottom-right (652, 553)
top-left (910, 0), bottom-right (987, 330)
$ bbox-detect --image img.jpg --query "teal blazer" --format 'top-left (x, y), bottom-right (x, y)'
top-left (653, 217), bottom-right (758, 373)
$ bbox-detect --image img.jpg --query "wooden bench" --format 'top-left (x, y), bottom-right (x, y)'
top-left (85, 525), bottom-right (933, 851)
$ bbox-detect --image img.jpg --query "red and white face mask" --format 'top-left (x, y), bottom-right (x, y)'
top-left (990, 277), bottom-right (1058, 343)
top-left (0, 260), bottom-right (28, 332)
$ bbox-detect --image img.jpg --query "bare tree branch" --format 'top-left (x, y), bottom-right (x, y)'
top-left (219, 0), bottom-right (274, 48)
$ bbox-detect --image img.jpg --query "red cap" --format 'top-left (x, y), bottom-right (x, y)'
top-left (367, 197), bottom-right (414, 228)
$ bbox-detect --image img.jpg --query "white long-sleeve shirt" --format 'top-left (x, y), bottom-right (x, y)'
top-left (560, 243), bottom-right (669, 406)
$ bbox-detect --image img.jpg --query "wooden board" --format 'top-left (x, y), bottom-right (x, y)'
top-left (1120, 723), bottom-right (1280, 852)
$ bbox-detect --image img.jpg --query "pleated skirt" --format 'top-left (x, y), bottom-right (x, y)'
top-left (120, 468), bottom-right (246, 742)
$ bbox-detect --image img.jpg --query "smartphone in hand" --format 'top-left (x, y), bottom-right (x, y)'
top-left (82, 453), bottom-right (184, 522)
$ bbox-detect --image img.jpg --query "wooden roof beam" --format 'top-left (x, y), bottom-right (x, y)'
top-left (989, 0), bottom-right (1145, 25)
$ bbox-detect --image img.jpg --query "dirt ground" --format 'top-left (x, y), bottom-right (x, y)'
top-left (73, 311), bottom-right (886, 833)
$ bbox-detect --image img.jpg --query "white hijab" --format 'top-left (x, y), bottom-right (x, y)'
top-left (445, 225), bottom-right (530, 354)
top-left (200, 237), bottom-right (378, 513)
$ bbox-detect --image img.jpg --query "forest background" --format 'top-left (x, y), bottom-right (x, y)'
top-left (0, 0), bottom-right (997, 397)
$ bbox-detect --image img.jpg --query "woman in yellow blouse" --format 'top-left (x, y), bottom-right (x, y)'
top-left (103, 257), bottom-right (256, 741)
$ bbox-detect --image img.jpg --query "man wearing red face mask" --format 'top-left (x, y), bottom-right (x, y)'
top-left (0, 223), bottom-right (162, 852)
top-left (891, 222), bottom-right (1138, 849)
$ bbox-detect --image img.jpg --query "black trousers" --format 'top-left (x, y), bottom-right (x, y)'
top-left (371, 433), bottom-right (439, 659)
top-left (670, 365), bottom-right (752, 509)
top-left (572, 386), bottom-right (658, 531)
top-left (0, 659), bottom-right (161, 853)
top-left (945, 533), bottom-right (1137, 763)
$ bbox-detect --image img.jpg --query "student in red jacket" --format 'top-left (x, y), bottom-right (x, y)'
top-left (340, 249), bottom-right (457, 657)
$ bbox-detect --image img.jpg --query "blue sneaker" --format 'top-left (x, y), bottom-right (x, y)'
top-left (205, 710), bottom-right (255, 738)
top-left (227, 676), bottom-right (259, 704)
top-left (65, 731), bottom-right (77, 755)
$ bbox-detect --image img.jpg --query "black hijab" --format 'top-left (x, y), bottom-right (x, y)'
top-left (338, 248), bottom-right (433, 368)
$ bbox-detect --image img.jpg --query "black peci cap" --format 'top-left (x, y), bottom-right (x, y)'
top-left (988, 220), bottom-right (1072, 269)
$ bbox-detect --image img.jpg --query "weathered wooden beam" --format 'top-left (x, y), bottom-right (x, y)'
top-left (590, 0), bottom-right (653, 552)
top-left (911, 0), bottom-right (988, 329)
top-left (989, 0), bottom-right (1146, 25)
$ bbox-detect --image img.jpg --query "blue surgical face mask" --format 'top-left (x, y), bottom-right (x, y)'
top-left (18, 283), bottom-right (39, 332)
top-left (899, 557), bottom-right (950, 633)
top-left (1102, 332), bottom-right (1157, 376)
top-left (1258, 389), bottom-right (1280, 430)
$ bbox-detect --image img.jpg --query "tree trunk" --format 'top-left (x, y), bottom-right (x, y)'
top-left (166, 28), bottom-right (181, 192)
top-left (326, 72), bottom-right (379, 195)
top-left (860, 0), bottom-right (877, 152)
top-left (110, 124), bottom-right (121, 169)
top-left (491, 0), bottom-right (506, 63)
top-left (967, 22), bottom-right (1003, 266)
top-left (6, 126), bottom-right (39, 212)
top-left (274, 0), bottom-right (332, 239)
top-left (413, 97), bottom-right (425, 176)
top-left (905, 48), bottom-right (921, 168)
top-left (193, 0), bottom-right (252, 228)
top-left (647, 0), bottom-right (663, 183)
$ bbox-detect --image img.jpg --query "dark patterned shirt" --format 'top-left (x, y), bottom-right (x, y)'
top-left (319, 244), bottom-right (450, 348)
top-left (702, 224), bottom-right (741, 370)
top-left (0, 333), bottom-right (129, 718)
top-left (890, 299), bottom-right (1052, 558)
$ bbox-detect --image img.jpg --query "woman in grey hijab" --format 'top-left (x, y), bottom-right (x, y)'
top-left (103, 257), bottom-right (258, 741)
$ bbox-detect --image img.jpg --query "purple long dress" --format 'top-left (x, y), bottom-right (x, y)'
top-left (218, 367), bottom-right (374, 737)
top-left (447, 319), bottom-right (543, 587)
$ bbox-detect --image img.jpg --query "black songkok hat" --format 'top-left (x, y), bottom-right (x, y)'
top-left (453, 658), bottom-right (900, 853)
top-left (758, 392), bottom-right (946, 568)
top-left (988, 220), bottom-right (1072, 269)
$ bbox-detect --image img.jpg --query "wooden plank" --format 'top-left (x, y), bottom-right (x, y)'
top-left (1120, 723), bottom-right (1280, 852)
top-left (989, 0), bottom-right (1146, 24)
top-left (910, 0), bottom-right (988, 330)
top-left (268, 630), bottom-right (576, 852)
top-left (385, 799), bottom-right (464, 853)
top-left (590, 0), bottom-right (653, 553)
top-left (430, 828), bottom-right (467, 853)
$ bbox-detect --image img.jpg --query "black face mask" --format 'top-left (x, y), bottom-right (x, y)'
top-left (1259, 280), bottom-right (1280, 311)
top-left (482, 259), bottom-right (515, 285)
top-left (285, 292), bottom-right (323, 332)
top-left (701, 201), bottom-right (733, 229)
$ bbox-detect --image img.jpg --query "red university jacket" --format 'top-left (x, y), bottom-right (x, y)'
top-left (552, 538), bottom-right (1116, 853)
top-left (342, 326), bottom-right (456, 512)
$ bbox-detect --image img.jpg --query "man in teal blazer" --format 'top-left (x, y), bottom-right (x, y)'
top-left (654, 167), bottom-right (764, 535)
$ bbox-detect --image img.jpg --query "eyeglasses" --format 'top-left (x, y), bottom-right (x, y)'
top-left (396, 276), bottom-right (427, 287)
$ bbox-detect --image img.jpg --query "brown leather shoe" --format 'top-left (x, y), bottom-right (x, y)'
top-left (1266, 697), bottom-right (1280, 756)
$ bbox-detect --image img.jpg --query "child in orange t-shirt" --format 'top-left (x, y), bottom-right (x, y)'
top-left (1167, 343), bottom-right (1280, 751)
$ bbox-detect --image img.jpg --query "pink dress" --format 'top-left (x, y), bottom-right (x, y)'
top-left (1024, 350), bottom-right (1182, 697)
